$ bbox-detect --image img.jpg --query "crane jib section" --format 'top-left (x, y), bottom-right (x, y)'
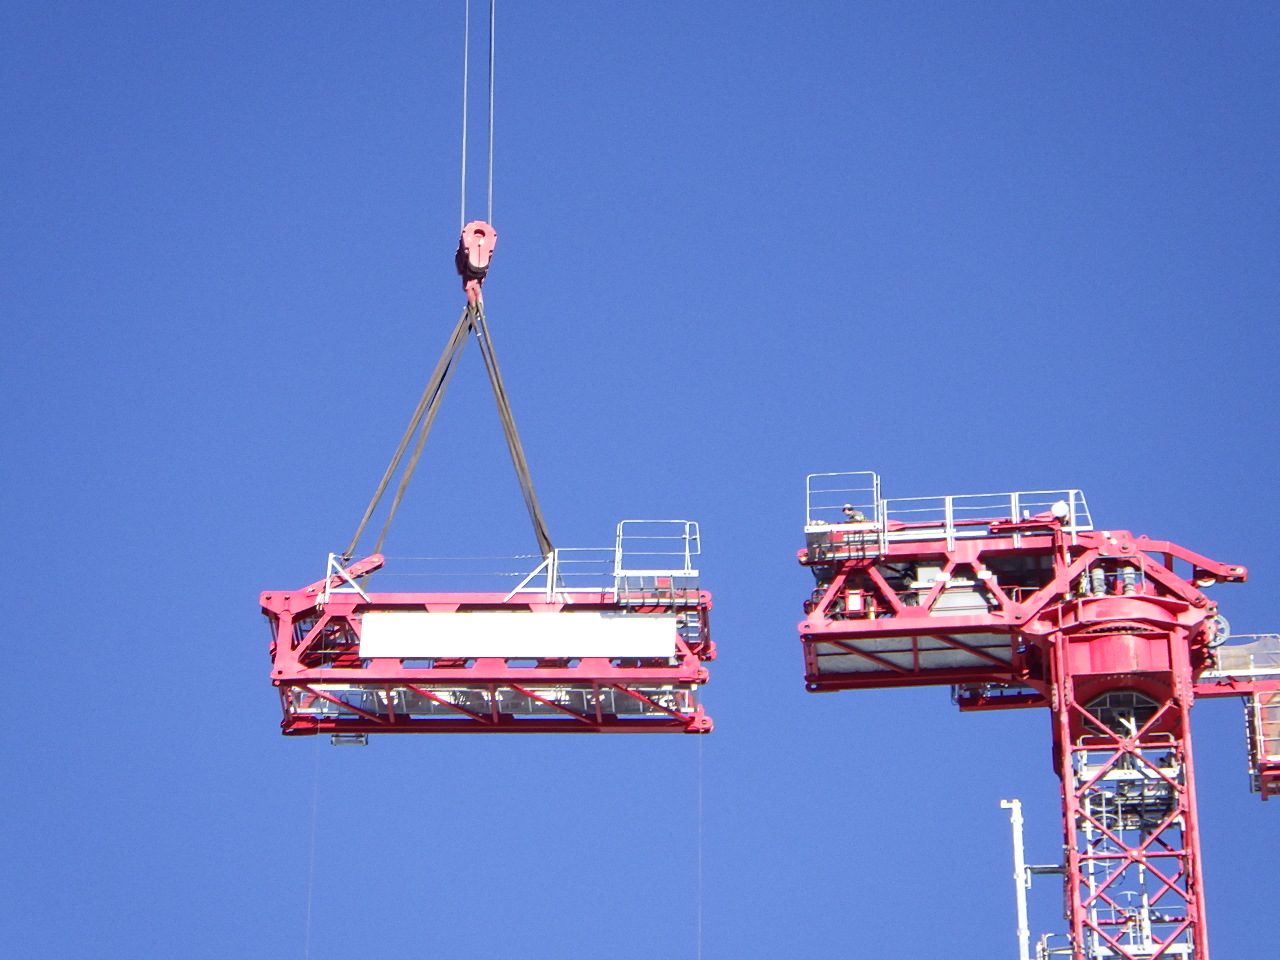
top-left (797, 471), bottom-right (1279, 960)
top-left (265, 538), bottom-right (715, 736)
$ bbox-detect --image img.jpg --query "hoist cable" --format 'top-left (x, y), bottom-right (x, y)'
top-left (486, 0), bottom-right (495, 224)
top-left (460, 0), bottom-right (495, 226)
top-left (345, 306), bottom-right (473, 558)
top-left (459, 0), bottom-right (470, 231)
top-left (347, 0), bottom-right (551, 561)
top-left (471, 302), bottom-right (553, 557)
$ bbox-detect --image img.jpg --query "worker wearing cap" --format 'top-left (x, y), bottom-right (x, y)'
top-left (842, 504), bottom-right (867, 523)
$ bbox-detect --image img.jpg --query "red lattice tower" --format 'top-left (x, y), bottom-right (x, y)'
top-left (798, 472), bottom-right (1279, 959)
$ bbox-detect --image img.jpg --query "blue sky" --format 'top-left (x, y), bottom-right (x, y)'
top-left (3, 2), bottom-right (1278, 957)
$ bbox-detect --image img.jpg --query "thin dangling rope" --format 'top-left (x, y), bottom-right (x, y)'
top-left (696, 736), bottom-right (705, 960)
top-left (301, 738), bottom-right (321, 960)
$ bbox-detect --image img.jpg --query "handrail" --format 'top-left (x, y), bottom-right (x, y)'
top-left (806, 472), bottom-right (1093, 550)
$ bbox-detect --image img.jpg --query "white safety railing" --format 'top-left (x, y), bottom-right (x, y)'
top-left (1034, 935), bottom-right (1074, 959)
top-left (1250, 693), bottom-right (1280, 764)
top-left (613, 520), bottom-right (701, 607)
top-left (884, 488), bottom-right (1092, 548)
top-left (805, 472), bottom-right (1092, 552)
top-left (315, 552), bottom-right (609, 601)
top-left (320, 521), bottom-right (702, 605)
top-left (614, 520), bottom-right (700, 576)
top-left (1205, 634), bottom-right (1280, 679)
top-left (505, 547), bottom-right (615, 601)
top-left (806, 471), bottom-right (881, 527)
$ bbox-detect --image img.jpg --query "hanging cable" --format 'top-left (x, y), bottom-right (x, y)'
top-left (459, 0), bottom-right (470, 231)
top-left (460, 0), bottom-right (495, 227)
top-left (486, 0), bottom-right (495, 224)
top-left (345, 0), bottom-right (551, 561)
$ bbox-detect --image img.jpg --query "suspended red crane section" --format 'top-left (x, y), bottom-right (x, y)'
top-left (262, 217), bottom-right (715, 739)
top-left (266, 524), bottom-right (713, 738)
top-left (798, 472), bottom-right (1279, 960)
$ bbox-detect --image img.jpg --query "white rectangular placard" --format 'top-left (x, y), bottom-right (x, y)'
top-left (359, 610), bottom-right (679, 659)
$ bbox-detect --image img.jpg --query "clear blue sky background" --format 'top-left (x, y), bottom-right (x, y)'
top-left (3, 2), bottom-right (1278, 957)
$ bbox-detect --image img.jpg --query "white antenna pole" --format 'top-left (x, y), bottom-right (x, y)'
top-left (1001, 799), bottom-right (1033, 960)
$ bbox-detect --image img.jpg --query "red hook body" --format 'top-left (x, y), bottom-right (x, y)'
top-left (456, 220), bottom-right (497, 304)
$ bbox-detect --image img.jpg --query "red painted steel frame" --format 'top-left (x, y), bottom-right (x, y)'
top-left (798, 521), bottom-right (1244, 693)
top-left (264, 556), bottom-right (714, 736)
top-left (1050, 640), bottom-right (1208, 958)
top-left (1247, 690), bottom-right (1280, 799)
top-left (798, 517), bottom-right (1249, 959)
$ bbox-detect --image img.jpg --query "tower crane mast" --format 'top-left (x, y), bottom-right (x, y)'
top-left (798, 471), bottom-right (1280, 959)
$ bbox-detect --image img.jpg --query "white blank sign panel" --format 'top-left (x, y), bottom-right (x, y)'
top-left (358, 610), bottom-right (680, 659)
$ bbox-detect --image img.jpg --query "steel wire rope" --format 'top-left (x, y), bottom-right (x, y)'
top-left (459, 0), bottom-right (470, 231)
top-left (486, 0), bottom-right (495, 224)
top-left (376, 571), bottom-right (525, 577)
top-left (384, 555), bottom-right (541, 561)
top-left (349, 0), bottom-right (552, 561)
top-left (460, 0), bottom-right (495, 227)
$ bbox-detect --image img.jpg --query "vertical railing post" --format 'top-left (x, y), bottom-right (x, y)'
top-left (876, 490), bottom-right (887, 556)
top-left (323, 553), bottom-right (337, 605)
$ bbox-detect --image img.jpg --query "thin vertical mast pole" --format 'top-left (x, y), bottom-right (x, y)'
top-left (1002, 799), bottom-right (1033, 960)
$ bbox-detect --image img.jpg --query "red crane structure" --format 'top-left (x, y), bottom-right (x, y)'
top-left (261, 222), bottom-right (714, 740)
top-left (263, 522), bottom-right (713, 738)
top-left (798, 472), bottom-right (1280, 960)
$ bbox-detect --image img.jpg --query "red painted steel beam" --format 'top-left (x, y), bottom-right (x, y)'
top-left (264, 578), bottom-right (715, 735)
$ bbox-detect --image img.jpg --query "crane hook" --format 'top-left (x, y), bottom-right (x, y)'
top-left (456, 220), bottom-right (497, 304)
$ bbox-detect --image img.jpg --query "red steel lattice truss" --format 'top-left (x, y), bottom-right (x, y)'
top-left (798, 472), bottom-right (1278, 960)
top-left (264, 554), bottom-right (714, 736)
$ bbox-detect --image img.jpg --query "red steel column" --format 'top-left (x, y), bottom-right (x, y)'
top-left (1047, 607), bottom-right (1209, 960)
